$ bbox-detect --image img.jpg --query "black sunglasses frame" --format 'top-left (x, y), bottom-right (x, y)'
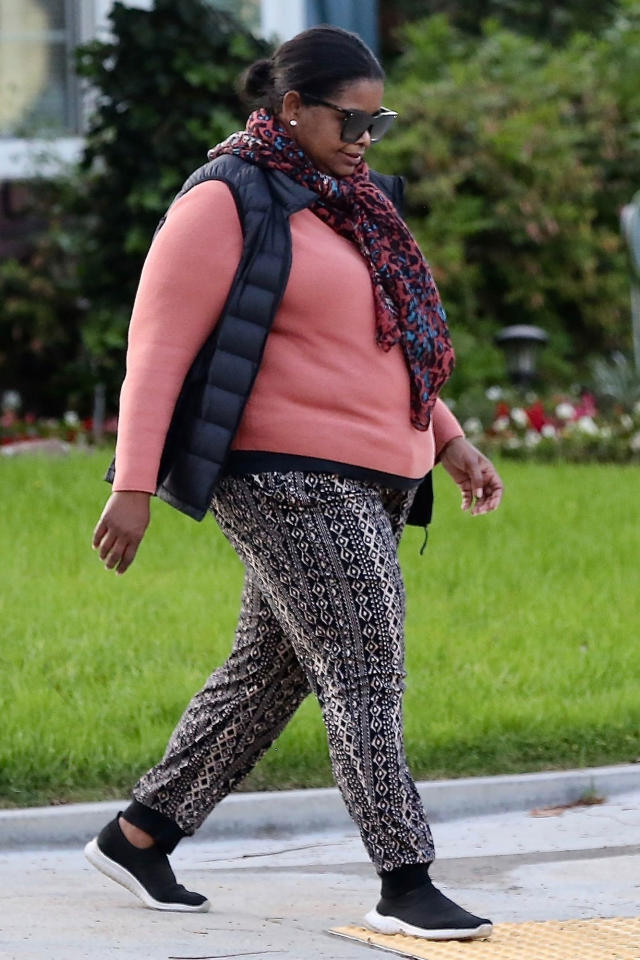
top-left (301, 94), bottom-right (398, 144)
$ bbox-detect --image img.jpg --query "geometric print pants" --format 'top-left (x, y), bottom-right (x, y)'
top-left (133, 471), bottom-right (435, 873)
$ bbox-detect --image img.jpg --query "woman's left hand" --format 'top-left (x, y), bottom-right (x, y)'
top-left (439, 436), bottom-right (504, 515)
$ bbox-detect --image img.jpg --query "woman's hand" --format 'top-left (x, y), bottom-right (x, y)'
top-left (92, 491), bottom-right (151, 575)
top-left (439, 437), bottom-right (504, 515)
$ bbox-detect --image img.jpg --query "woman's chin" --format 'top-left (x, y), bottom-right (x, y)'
top-left (330, 160), bottom-right (361, 178)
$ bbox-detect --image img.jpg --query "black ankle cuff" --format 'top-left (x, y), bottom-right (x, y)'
top-left (379, 862), bottom-right (431, 898)
top-left (123, 799), bottom-right (186, 854)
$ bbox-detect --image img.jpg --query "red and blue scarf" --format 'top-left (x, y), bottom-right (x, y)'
top-left (208, 111), bottom-right (454, 430)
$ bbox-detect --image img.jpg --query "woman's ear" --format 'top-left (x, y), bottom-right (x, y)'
top-left (280, 90), bottom-right (303, 127)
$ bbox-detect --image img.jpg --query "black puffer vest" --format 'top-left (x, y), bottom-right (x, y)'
top-left (107, 154), bottom-right (433, 528)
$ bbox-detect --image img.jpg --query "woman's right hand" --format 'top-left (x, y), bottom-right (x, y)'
top-left (92, 490), bottom-right (151, 575)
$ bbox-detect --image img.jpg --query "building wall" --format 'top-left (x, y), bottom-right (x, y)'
top-left (0, 0), bottom-right (288, 180)
top-left (0, 0), bottom-right (377, 181)
top-left (261, 0), bottom-right (306, 40)
top-left (305, 0), bottom-right (378, 52)
top-left (0, 0), bottom-right (282, 258)
top-left (1, 0), bottom-right (92, 179)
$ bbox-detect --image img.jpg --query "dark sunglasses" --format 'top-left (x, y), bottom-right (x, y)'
top-left (301, 94), bottom-right (398, 143)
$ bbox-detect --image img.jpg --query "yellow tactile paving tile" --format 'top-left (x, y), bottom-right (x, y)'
top-left (330, 917), bottom-right (640, 960)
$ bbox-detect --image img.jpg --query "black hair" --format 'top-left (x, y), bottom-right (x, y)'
top-left (238, 24), bottom-right (384, 114)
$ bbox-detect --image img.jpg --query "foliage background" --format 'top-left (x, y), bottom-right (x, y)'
top-left (374, 3), bottom-right (640, 396)
top-left (1, 0), bottom-right (640, 414)
top-left (380, 0), bottom-right (623, 53)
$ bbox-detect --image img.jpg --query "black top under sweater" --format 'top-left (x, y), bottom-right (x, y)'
top-left (224, 451), bottom-right (424, 491)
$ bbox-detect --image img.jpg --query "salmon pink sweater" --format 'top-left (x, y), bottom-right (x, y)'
top-left (113, 179), bottom-right (463, 494)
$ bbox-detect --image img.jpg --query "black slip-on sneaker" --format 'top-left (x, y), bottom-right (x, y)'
top-left (364, 880), bottom-right (492, 941)
top-left (84, 814), bottom-right (210, 912)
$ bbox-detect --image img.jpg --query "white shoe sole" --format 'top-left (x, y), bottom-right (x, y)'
top-left (363, 907), bottom-right (492, 941)
top-left (84, 838), bottom-right (210, 913)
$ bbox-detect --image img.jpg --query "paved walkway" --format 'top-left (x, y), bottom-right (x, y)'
top-left (1, 787), bottom-right (639, 960)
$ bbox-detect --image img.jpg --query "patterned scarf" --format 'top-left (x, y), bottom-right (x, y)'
top-left (207, 111), bottom-right (455, 430)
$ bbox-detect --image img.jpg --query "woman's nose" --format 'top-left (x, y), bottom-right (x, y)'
top-left (356, 129), bottom-right (372, 149)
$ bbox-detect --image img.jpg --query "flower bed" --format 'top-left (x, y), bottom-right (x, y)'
top-left (3, 390), bottom-right (640, 463)
top-left (1, 403), bottom-right (117, 450)
top-left (451, 387), bottom-right (640, 463)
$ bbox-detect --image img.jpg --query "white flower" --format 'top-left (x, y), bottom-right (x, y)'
top-left (485, 385), bottom-right (503, 401)
top-left (505, 437), bottom-right (522, 449)
top-left (493, 416), bottom-right (510, 432)
top-left (541, 424), bottom-right (556, 438)
top-left (511, 407), bottom-right (529, 428)
top-left (600, 426), bottom-right (612, 439)
top-left (630, 431), bottom-right (640, 453)
top-left (576, 416), bottom-right (599, 436)
top-left (555, 402), bottom-right (575, 420)
top-left (463, 417), bottom-right (483, 435)
top-left (620, 414), bottom-right (633, 430)
top-left (524, 429), bottom-right (541, 448)
top-left (63, 410), bottom-right (80, 426)
top-left (1, 390), bottom-right (21, 412)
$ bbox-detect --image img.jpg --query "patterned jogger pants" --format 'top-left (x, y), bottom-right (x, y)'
top-left (132, 472), bottom-right (435, 872)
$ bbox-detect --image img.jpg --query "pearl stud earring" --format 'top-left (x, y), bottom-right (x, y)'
top-left (289, 119), bottom-right (297, 127)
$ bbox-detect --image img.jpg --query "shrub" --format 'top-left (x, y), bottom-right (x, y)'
top-left (380, 0), bottom-right (621, 52)
top-left (374, 4), bottom-right (640, 396)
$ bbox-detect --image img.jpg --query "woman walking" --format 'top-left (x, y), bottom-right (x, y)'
top-left (86, 25), bottom-right (503, 942)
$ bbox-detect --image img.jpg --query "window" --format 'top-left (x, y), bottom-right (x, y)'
top-left (0, 0), bottom-right (81, 138)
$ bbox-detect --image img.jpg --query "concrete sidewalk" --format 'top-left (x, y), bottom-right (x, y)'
top-left (0, 770), bottom-right (639, 960)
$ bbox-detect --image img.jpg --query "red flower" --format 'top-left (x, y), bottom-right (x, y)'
top-left (574, 392), bottom-right (598, 420)
top-left (526, 401), bottom-right (547, 432)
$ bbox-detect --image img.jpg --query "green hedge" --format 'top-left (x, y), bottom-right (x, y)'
top-left (374, 3), bottom-right (640, 393)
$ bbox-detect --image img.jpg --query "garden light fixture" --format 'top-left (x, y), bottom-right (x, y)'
top-left (495, 325), bottom-right (549, 386)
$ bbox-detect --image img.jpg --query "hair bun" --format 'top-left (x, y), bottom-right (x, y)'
top-left (241, 58), bottom-right (275, 101)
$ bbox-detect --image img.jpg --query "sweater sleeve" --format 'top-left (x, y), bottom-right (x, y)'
top-left (112, 179), bottom-right (243, 493)
top-left (432, 397), bottom-right (464, 460)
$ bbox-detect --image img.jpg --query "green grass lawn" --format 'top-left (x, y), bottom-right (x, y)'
top-left (1, 450), bottom-right (639, 807)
